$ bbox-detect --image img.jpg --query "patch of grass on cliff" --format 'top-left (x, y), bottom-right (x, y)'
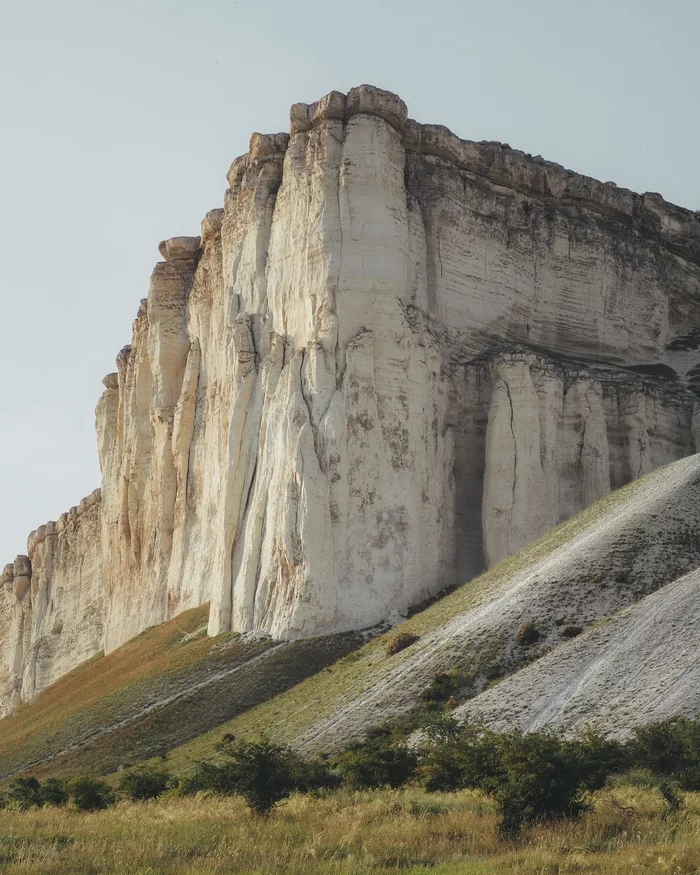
top-left (1, 785), bottom-right (700, 874)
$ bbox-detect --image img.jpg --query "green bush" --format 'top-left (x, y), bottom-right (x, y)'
top-left (421, 671), bottom-right (464, 703)
top-left (418, 720), bottom-right (501, 793)
top-left (290, 756), bottom-right (341, 794)
top-left (177, 759), bottom-right (232, 796)
top-left (118, 766), bottom-right (170, 802)
top-left (180, 737), bottom-right (301, 814)
top-left (418, 723), bottom-right (627, 835)
top-left (220, 737), bottom-right (300, 814)
top-left (575, 729), bottom-right (629, 792)
top-left (68, 776), bottom-right (115, 811)
top-left (7, 776), bottom-right (43, 810)
top-left (39, 778), bottom-right (69, 807)
top-left (630, 716), bottom-right (700, 790)
top-left (489, 731), bottom-right (594, 836)
top-left (334, 726), bottom-right (417, 789)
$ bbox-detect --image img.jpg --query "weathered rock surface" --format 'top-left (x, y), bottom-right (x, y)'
top-left (164, 454), bottom-right (700, 754)
top-left (3, 84), bottom-right (700, 715)
top-left (0, 491), bottom-right (103, 713)
top-left (459, 564), bottom-right (700, 738)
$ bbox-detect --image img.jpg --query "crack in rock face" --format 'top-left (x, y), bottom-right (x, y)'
top-left (2, 84), bottom-right (700, 715)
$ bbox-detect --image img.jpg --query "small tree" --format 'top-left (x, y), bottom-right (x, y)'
top-left (418, 722), bottom-right (501, 793)
top-left (631, 717), bottom-right (700, 790)
top-left (334, 726), bottom-right (417, 789)
top-left (39, 778), bottom-right (69, 807)
top-left (7, 776), bottom-right (43, 810)
top-left (218, 737), bottom-right (298, 815)
top-left (119, 766), bottom-right (170, 802)
top-left (68, 776), bottom-right (115, 811)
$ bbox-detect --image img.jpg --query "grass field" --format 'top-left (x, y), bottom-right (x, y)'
top-left (1, 784), bottom-right (699, 874)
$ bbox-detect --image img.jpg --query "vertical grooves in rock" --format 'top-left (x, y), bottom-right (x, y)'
top-left (3, 85), bottom-right (700, 713)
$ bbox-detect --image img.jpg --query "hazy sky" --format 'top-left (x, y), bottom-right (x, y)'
top-left (1, 0), bottom-right (698, 561)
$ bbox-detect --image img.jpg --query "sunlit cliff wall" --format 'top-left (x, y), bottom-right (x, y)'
top-left (2, 84), bottom-right (700, 714)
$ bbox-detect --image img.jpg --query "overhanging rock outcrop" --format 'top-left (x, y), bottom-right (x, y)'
top-left (3, 84), bottom-right (700, 714)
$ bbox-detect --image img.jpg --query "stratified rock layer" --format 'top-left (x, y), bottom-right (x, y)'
top-left (2, 85), bottom-right (700, 714)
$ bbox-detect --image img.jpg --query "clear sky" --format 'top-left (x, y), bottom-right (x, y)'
top-left (1, 0), bottom-right (698, 562)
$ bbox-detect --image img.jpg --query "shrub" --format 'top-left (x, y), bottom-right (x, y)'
top-left (515, 621), bottom-right (541, 646)
top-left (7, 776), bottom-right (43, 810)
top-left (561, 625), bottom-right (583, 638)
top-left (575, 729), bottom-right (629, 791)
top-left (421, 671), bottom-right (464, 703)
top-left (334, 726), bottom-right (417, 789)
top-left (491, 731), bottom-right (588, 836)
top-left (218, 737), bottom-right (300, 814)
top-left (177, 760), bottom-right (234, 796)
top-left (290, 756), bottom-right (341, 794)
top-left (418, 723), bottom-right (501, 793)
top-left (179, 738), bottom-right (335, 808)
top-left (68, 776), bottom-right (115, 811)
top-left (39, 778), bottom-right (69, 807)
top-left (119, 766), bottom-right (170, 802)
top-left (386, 631), bottom-right (420, 656)
top-left (630, 716), bottom-right (700, 790)
top-left (418, 723), bottom-right (626, 835)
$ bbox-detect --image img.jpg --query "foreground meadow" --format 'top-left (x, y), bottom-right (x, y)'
top-left (2, 785), bottom-right (700, 875)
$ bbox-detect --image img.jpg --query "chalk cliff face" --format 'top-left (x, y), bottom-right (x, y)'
top-left (3, 84), bottom-right (700, 714)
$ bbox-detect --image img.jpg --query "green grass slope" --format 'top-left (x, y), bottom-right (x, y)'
top-left (4, 456), bottom-right (699, 783)
top-left (161, 455), bottom-right (700, 769)
top-left (0, 605), bottom-right (363, 781)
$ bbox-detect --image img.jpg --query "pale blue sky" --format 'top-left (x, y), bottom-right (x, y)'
top-left (1, 0), bottom-right (698, 561)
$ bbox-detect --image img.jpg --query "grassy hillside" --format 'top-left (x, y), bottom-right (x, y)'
top-left (162, 456), bottom-right (700, 770)
top-left (0, 605), bottom-right (363, 781)
top-left (3, 456), bottom-right (699, 784)
top-left (2, 785), bottom-right (700, 874)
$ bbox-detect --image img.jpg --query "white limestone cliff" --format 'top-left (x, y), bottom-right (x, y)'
top-left (3, 84), bottom-right (700, 714)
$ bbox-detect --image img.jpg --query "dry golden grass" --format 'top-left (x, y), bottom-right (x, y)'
top-left (1, 785), bottom-right (700, 874)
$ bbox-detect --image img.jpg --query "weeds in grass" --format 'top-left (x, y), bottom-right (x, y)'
top-left (1, 786), bottom-right (700, 874)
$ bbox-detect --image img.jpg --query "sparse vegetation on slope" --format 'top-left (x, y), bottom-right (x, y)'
top-left (0, 605), bottom-right (364, 780)
top-left (159, 457), bottom-right (700, 767)
top-left (3, 457), bottom-right (700, 787)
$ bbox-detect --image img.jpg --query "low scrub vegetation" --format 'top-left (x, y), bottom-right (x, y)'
top-left (386, 630), bottom-right (420, 655)
top-left (515, 619), bottom-right (541, 646)
top-left (6, 714), bottom-right (700, 839)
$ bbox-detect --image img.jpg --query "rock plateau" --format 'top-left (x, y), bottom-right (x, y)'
top-left (3, 84), bottom-right (700, 716)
